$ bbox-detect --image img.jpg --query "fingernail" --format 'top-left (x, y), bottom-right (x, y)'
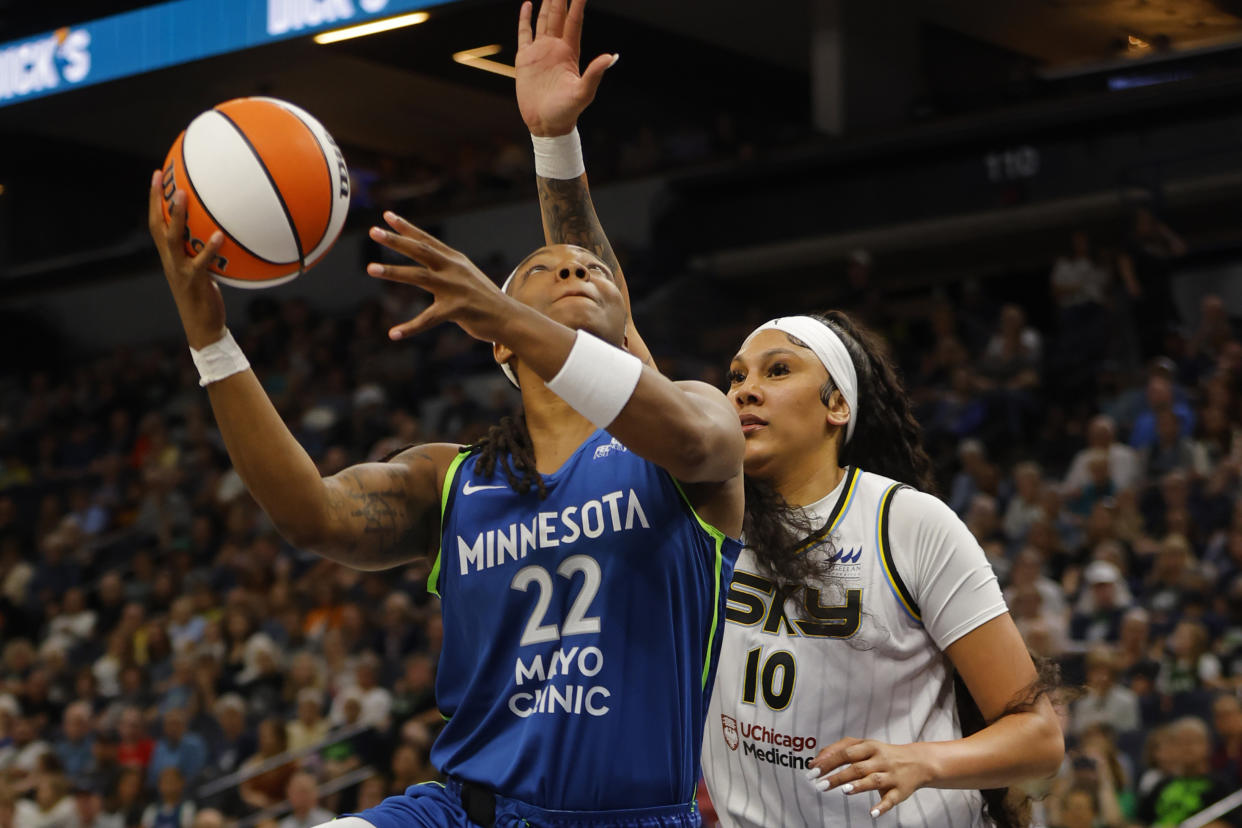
top-left (383, 210), bottom-right (399, 223)
top-left (210, 232), bottom-right (223, 245)
top-left (814, 779), bottom-right (832, 792)
top-left (369, 227), bottom-right (387, 240)
top-left (609, 53), bottom-right (620, 67)
top-left (805, 768), bottom-right (821, 780)
top-left (871, 808), bottom-right (880, 819)
top-left (389, 329), bottom-right (403, 341)
top-left (367, 263), bottom-right (384, 276)
top-left (151, 170), bottom-right (161, 187)
top-left (840, 783), bottom-right (854, 794)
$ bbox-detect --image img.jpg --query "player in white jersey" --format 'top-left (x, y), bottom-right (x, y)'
top-left (698, 313), bottom-right (1064, 827)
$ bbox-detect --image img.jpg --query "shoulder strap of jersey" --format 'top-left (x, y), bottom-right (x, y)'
top-left (427, 450), bottom-right (472, 598)
top-left (876, 482), bottom-right (923, 624)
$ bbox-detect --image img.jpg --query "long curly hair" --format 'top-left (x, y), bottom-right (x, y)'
top-left (746, 310), bottom-right (1050, 828)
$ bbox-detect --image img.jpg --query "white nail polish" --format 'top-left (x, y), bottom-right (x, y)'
top-left (871, 808), bottom-right (881, 819)
top-left (840, 783), bottom-right (854, 794)
top-left (814, 779), bottom-right (833, 792)
top-left (805, 768), bottom-right (821, 780)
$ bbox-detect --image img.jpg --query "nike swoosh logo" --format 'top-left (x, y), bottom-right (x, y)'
top-left (462, 481), bottom-right (506, 495)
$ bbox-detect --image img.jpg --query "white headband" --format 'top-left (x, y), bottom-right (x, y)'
top-left (744, 316), bottom-right (858, 443)
top-left (499, 266), bottom-right (521, 387)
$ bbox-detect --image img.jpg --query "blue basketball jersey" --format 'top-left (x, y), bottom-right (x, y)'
top-left (427, 430), bottom-right (741, 811)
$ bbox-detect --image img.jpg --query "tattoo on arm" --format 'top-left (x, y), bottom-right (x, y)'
top-left (322, 451), bottom-right (436, 568)
top-left (537, 176), bottom-right (622, 278)
top-left (538, 175), bottom-right (657, 367)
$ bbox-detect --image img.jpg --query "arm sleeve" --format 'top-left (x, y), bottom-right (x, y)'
top-left (886, 488), bottom-right (1009, 651)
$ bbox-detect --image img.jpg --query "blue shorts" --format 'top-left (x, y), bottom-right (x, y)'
top-left (351, 780), bottom-right (701, 828)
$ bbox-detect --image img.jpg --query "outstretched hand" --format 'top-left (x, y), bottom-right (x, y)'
top-left (366, 211), bottom-right (512, 343)
top-left (147, 170), bottom-right (227, 349)
top-left (806, 737), bottom-right (935, 819)
top-left (516, 0), bottom-right (617, 137)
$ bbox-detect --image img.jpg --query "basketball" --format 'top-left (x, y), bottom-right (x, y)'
top-left (160, 97), bottom-right (350, 289)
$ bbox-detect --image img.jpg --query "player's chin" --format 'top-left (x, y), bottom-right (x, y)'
top-left (548, 304), bottom-right (624, 344)
top-left (741, 436), bottom-right (779, 478)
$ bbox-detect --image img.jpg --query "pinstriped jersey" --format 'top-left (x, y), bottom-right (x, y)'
top-left (427, 430), bottom-right (741, 811)
top-left (702, 467), bottom-right (1008, 827)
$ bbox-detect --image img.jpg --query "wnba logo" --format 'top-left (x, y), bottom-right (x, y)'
top-left (827, 547), bottom-right (862, 564)
top-left (721, 715), bottom-right (739, 751)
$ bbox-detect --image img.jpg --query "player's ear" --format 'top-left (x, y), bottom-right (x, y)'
top-left (825, 388), bottom-right (851, 431)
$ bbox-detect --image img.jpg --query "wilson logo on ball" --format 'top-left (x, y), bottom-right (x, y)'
top-left (160, 96), bottom-right (350, 288)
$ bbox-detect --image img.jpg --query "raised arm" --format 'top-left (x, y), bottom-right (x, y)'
top-left (515, 0), bottom-right (653, 366)
top-left (148, 173), bottom-right (456, 570)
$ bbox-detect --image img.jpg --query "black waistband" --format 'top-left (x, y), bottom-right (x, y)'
top-left (452, 776), bottom-right (496, 828)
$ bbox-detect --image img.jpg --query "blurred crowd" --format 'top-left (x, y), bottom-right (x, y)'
top-left (346, 113), bottom-right (760, 217)
top-left (0, 206), bottom-right (1240, 828)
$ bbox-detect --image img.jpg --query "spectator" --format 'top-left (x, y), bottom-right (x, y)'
top-left (285, 690), bottom-right (328, 754)
top-left (1003, 462), bottom-right (1044, 545)
top-left (1071, 646), bottom-right (1141, 736)
top-left (1065, 416), bottom-right (1143, 493)
top-left (147, 710), bottom-right (207, 790)
top-left (276, 773), bottom-right (332, 828)
top-left (15, 774), bottom-right (75, 828)
top-left (1138, 716), bottom-right (1237, 826)
top-left (238, 719), bottom-right (294, 812)
top-left (328, 655), bottom-right (390, 731)
top-left (1156, 620), bottom-right (1224, 712)
top-left (111, 768), bottom-right (146, 828)
top-left (0, 716), bottom-right (49, 785)
top-left (54, 702), bottom-right (95, 779)
top-left (115, 708), bottom-right (154, 773)
top-left (139, 768), bottom-right (195, 828)
top-left (1117, 207), bottom-right (1187, 359)
top-left (1070, 561), bottom-right (1131, 645)
top-left (70, 780), bottom-right (123, 828)
top-left (205, 696), bottom-right (252, 781)
top-left (1130, 375), bottom-right (1194, 451)
top-left (1210, 693), bottom-right (1242, 788)
top-left (975, 304), bottom-right (1042, 439)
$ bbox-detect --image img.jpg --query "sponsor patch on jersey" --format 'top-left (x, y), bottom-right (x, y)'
top-left (827, 545), bottom-right (863, 578)
top-left (721, 714), bottom-right (739, 751)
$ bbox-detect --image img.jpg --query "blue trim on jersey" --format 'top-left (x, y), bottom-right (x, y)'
top-left (874, 483), bottom-right (921, 623)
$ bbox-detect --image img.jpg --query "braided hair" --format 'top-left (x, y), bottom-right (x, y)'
top-left (468, 413), bottom-right (548, 498)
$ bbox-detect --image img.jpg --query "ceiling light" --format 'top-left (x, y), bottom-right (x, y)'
top-left (1127, 35), bottom-right (1151, 50)
top-left (313, 12), bottom-right (429, 45)
top-left (453, 44), bottom-right (516, 78)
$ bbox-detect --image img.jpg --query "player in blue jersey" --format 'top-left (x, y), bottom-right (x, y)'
top-left (145, 4), bottom-right (743, 824)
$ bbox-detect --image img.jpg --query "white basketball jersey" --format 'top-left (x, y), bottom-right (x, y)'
top-left (703, 467), bottom-right (1008, 827)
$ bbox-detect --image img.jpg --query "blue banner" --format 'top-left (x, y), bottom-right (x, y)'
top-left (0, 0), bottom-right (453, 108)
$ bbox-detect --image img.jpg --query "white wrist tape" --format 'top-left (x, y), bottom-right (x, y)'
top-left (190, 329), bottom-right (250, 387)
top-left (532, 128), bottom-right (585, 180)
top-left (546, 330), bottom-right (643, 429)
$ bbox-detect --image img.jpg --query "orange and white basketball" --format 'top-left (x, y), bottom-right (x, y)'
top-left (160, 97), bottom-right (350, 289)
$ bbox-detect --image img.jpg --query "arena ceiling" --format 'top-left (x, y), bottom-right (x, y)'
top-left (3, 0), bottom-right (1242, 163)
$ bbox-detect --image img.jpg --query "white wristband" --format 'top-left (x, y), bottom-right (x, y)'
top-left (532, 128), bottom-right (585, 180)
top-left (190, 329), bottom-right (250, 387)
top-left (546, 330), bottom-right (643, 429)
